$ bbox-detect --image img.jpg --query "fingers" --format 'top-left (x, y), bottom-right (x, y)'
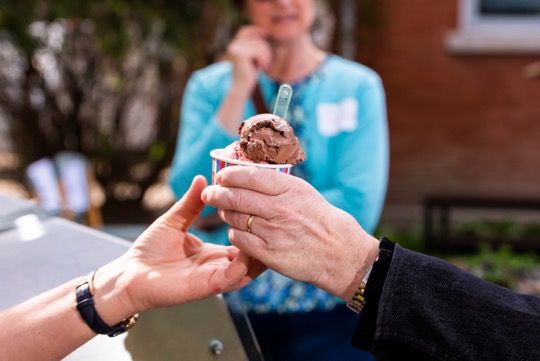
top-left (226, 250), bottom-right (266, 281)
top-left (227, 227), bottom-right (271, 265)
top-left (164, 175), bottom-right (207, 232)
top-left (250, 42), bottom-right (272, 71)
top-left (218, 209), bottom-right (274, 237)
top-left (202, 167), bottom-right (311, 218)
top-left (229, 26), bottom-right (272, 72)
top-left (219, 250), bottom-right (266, 291)
top-left (223, 250), bottom-right (251, 284)
top-left (218, 166), bottom-right (300, 195)
top-left (202, 185), bottom-right (274, 219)
top-left (230, 37), bottom-right (269, 60)
top-left (201, 168), bottom-right (317, 222)
top-left (236, 25), bottom-right (268, 40)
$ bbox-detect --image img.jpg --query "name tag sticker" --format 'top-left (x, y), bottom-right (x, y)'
top-left (316, 98), bottom-right (358, 136)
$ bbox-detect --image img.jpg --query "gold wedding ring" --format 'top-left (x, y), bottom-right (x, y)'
top-left (246, 215), bottom-right (255, 233)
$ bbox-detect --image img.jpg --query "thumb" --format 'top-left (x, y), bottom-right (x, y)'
top-left (163, 175), bottom-right (207, 232)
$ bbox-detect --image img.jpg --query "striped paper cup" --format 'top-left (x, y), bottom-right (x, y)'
top-left (210, 149), bottom-right (293, 185)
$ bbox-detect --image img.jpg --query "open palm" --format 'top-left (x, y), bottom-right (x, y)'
top-left (124, 176), bottom-right (263, 312)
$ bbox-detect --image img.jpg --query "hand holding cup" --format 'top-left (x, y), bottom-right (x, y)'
top-left (201, 166), bottom-right (379, 301)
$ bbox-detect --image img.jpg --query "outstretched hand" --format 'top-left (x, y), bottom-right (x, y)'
top-left (107, 175), bottom-right (265, 316)
top-left (0, 175), bottom-right (265, 361)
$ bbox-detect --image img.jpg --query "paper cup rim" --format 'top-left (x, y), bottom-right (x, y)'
top-left (210, 149), bottom-right (293, 168)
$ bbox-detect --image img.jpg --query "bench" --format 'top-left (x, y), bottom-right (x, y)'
top-left (423, 196), bottom-right (540, 251)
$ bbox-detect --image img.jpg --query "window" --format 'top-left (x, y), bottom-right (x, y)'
top-left (480, 0), bottom-right (540, 15)
top-left (446, 0), bottom-right (540, 54)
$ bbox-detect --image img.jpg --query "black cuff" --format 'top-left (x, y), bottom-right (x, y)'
top-left (351, 237), bottom-right (395, 351)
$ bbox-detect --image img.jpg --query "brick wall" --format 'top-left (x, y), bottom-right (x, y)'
top-left (359, 0), bottom-right (540, 229)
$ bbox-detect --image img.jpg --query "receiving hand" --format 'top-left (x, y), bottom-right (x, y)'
top-left (102, 175), bottom-right (265, 318)
top-left (201, 167), bottom-right (380, 301)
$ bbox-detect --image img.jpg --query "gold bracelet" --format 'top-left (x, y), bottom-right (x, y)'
top-left (346, 264), bottom-right (373, 314)
top-left (76, 271), bottom-right (139, 337)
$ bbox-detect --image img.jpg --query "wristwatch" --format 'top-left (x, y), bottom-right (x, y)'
top-left (346, 264), bottom-right (374, 314)
top-left (76, 271), bottom-right (138, 337)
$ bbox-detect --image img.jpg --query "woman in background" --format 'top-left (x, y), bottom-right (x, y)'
top-left (169, 0), bottom-right (388, 360)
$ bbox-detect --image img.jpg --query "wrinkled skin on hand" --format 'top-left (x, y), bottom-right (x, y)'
top-left (201, 167), bottom-right (379, 301)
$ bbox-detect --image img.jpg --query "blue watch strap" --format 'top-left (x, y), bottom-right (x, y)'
top-left (76, 271), bottom-right (138, 337)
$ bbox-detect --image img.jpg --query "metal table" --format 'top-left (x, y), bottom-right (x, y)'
top-left (0, 193), bottom-right (263, 361)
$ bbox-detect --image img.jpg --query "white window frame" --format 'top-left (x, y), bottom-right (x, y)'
top-left (445, 0), bottom-right (540, 54)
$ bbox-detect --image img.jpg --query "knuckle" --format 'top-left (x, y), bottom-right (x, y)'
top-left (230, 211), bottom-right (245, 228)
top-left (228, 188), bottom-right (246, 211)
top-left (249, 167), bottom-right (267, 184)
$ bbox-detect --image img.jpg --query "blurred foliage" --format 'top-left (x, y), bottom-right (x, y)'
top-left (0, 0), bottom-right (235, 221)
top-left (449, 243), bottom-right (540, 290)
top-left (456, 218), bottom-right (540, 240)
top-left (376, 221), bottom-right (540, 292)
top-left (0, 0), bottom-right (231, 62)
top-left (374, 222), bottom-right (425, 252)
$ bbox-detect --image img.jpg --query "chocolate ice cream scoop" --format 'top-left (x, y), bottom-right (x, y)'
top-left (238, 113), bottom-right (306, 165)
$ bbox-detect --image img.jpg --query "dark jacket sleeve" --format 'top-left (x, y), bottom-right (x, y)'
top-left (352, 238), bottom-right (540, 361)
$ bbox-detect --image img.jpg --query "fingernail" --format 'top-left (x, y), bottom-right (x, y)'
top-left (201, 188), bottom-right (208, 201)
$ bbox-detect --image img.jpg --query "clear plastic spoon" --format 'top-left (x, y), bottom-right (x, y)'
top-left (272, 83), bottom-right (293, 119)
